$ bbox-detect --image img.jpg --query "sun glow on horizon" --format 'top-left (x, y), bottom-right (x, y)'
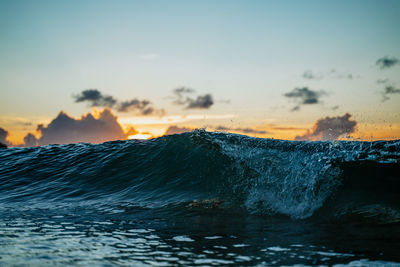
top-left (128, 133), bottom-right (153, 140)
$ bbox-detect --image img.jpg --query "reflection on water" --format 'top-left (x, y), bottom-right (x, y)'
top-left (1, 205), bottom-right (399, 266)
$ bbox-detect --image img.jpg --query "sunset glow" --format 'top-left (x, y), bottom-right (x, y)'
top-left (128, 133), bottom-right (153, 140)
top-left (0, 0), bottom-right (399, 147)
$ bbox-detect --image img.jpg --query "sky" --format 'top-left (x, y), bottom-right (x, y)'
top-left (1, 0), bottom-right (400, 146)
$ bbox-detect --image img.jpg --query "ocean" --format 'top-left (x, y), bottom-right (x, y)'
top-left (0, 130), bottom-right (399, 266)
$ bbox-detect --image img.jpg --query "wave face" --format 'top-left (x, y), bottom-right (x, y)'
top-left (0, 130), bottom-right (399, 220)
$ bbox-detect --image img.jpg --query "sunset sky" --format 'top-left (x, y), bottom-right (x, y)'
top-left (1, 0), bottom-right (400, 146)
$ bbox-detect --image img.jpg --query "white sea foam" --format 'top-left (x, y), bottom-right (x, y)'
top-left (215, 134), bottom-right (342, 218)
top-left (172, 236), bottom-right (194, 242)
top-left (233, 243), bottom-right (250, 248)
top-left (267, 246), bottom-right (291, 252)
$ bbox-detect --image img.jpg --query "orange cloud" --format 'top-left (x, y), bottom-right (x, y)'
top-left (24, 109), bottom-right (130, 146)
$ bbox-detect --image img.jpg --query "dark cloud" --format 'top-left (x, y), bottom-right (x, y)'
top-left (142, 107), bottom-right (154, 115)
top-left (284, 87), bottom-right (326, 111)
top-left (172, 87), bottom-right (196, 105)
top-left (0, 127), bottom-right (10, 147)
top-left (382, 85), bottom-right (400, 102)
top-left (295, 113), bottom-right (357, 141)
top-left (215, 126), bottom-right (269, 135)
top-left (384, 86), bottom-right (400, 94)
top-left (35, 109), bottom-right (127, 146)
top-left (174, 87), bottom-right (195, 95)
top-left (376, 56), bottom-right (399, 69)
top-left (74, 89), bottom-right (117, 108)
top-left (187, 94), bottom-right (214, 109)
top-left (171, 87), bottom-right (214, 109)
top-left (74, 89), bottom-right (164, 116)
top-left (23, 133), bottom-right (38, 147)
top-left (117, 99), bottom-right (165, 116)
top-left (118, 99), bottom-right (151, 112)
top-left (164, 125), bottom-right (193, 135)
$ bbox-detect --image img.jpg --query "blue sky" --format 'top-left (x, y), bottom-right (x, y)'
top-left (1, 0), bottom-right (400, 142)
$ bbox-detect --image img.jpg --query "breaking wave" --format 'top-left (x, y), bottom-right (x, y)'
top-left (0, 130), bottom-right (399, 221)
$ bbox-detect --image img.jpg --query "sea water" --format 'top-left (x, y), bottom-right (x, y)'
top-left (0, 130), bottom-right (399, 266)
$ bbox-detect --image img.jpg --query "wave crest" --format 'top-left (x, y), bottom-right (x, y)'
top-left (0, 130), bottom-right (399, 220)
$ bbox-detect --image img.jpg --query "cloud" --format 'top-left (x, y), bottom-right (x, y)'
top-left (328, 69), bottom-right (355, 79)
top-left (303, 70), bottom-right (323, 80)
top-left (172, 87), bottom-right (196, 103)
top-left (125, 127), bottom-right (139, 136)
top-left (291, 106), bottom-right (301, 112)
top-left (376, 79), bottom-right (400, 101)
top-left (376, 78), bottom-right (389, 84)
top-left (117, 99), bottom-right (165, 116)
top-left (118, 99), bottom-right (151, 112)
top-left (215, 126), bottom-right (269, 135)
top-left (16, 121), bottom-right (32, 126)
top-left (376, 56), bottom-right (399, 69)
top-left (284, 87), bottom-right (326, 111)
top-left (384, 86), bottom-right (400, 94)
top-left (171, 87), bottom-right (214, 109)
top-left (295, 113), bottom-right (357, 141)
top-left (302, 69), bottom-right (355, 80)
top-left (34, 109), bottom-right (128, 146)
top-left (74, 89), bottom-right (117, 108)
top-left (382, 85), bottom-right (400, 102)
top-left (1, 127), bottom-right (38, 147)
top-left (74, 89), bottom-right (163, 116)
top-left (187, 94), bottom-right (214, 109)
top-left (0, 127), bottom-right (10, 147)
top-left (23, 133), bottom-right (38, 147)
top-left (164, 125), bottom-right (193, 135)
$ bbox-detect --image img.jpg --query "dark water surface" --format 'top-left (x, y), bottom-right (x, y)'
top-left (0, 130), bottom-right (399, 266)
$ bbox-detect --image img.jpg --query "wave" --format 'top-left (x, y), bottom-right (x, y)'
top-left (0, 130), bottom-right (399, 221)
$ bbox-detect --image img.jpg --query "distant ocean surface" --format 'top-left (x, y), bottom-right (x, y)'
top-left (0, 130), bottom-right (399, 266)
